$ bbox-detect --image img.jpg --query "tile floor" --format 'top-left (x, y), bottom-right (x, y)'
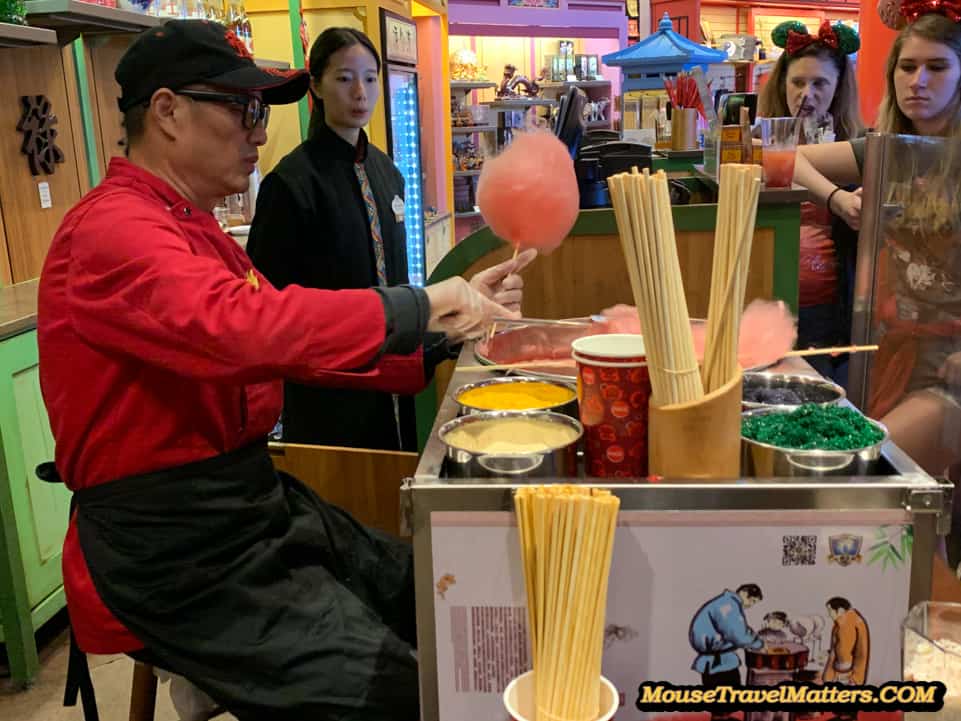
top-left (0, 611), bottom-right (236, 721)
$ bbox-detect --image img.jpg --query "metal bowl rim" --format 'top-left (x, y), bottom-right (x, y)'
top-left (453, 376), bottom-right (577, 413)
top-left (439, 410), bottom-right (584, 454)
top-left (740, 410), bottom-right (889, 455)
top-left (742, 372), bottom-right (846, 410)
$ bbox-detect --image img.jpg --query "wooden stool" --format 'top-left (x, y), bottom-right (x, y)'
top-left (129, 662), bottom-right (159, 721)
top-left (129, 661), bottom-right (225, 721)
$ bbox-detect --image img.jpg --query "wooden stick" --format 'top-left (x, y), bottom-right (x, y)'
top-left (704, 167), bottom-right (761, 392)
top-left (656, 173), bottom-right (701, 403)
top-left (487, 246), bottom-right (520, 342)
top-left (785, 344), bottom-right (879, 358)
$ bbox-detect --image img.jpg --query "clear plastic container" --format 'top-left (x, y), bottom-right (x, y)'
top-left (469, 104), bottom-right (491, 126)
top-left (903, 601), bottom-right (961, 721)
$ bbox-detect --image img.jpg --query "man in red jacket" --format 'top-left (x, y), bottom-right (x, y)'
top-left (38, 19), bottom-right (521, 721)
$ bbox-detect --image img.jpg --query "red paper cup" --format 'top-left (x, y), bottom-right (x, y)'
top-left (503, 671), bottom-right (619, 721)
top-left (571, 334), bottom-right (650, 479)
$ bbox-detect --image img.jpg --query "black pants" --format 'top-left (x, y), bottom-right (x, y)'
top-left (77, 442), bottom-right (418, 721)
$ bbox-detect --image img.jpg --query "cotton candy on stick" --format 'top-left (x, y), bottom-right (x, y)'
top-left (476, 130), bottom-right (580, 254)
top-left (597, 299), bottom-right (796, 368)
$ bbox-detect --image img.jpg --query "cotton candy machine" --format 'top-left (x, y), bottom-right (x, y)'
top-left (903, 601), bottom-right (961, 721)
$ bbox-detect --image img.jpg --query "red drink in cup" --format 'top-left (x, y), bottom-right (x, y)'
top-left (762, 147), bottom-right (797, 188)
top-left (571, 334), bottom-right (650, 478)
top-left (760, 117), bottom-right (800, 189)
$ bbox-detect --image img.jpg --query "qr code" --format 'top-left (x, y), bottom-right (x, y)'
top-left (782, 535), bottom-right (817, 566)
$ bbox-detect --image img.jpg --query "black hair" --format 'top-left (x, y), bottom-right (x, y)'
top-left (307, 27), bottom-right (381, 138)
top-left (736, 583), bottom-right (763, 601)
top-left (122, 104), bottom-right (148, 156)
top-left (764, 611), bottom-right (789, 624)
top-left (827, 596), bottom-right (851, 611)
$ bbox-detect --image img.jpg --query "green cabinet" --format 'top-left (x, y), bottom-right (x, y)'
top-left (0, 328), bottom-right (68, 686)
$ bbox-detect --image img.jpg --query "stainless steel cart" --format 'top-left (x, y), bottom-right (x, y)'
top-left (405, 346), bottom-right (951, 721)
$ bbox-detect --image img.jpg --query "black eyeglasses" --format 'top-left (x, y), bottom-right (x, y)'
top-left (175, 89), bottom-right (271, 130)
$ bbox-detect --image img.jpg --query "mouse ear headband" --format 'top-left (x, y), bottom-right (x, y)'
top-left (878, 0), bottom-right (961, 30)
top-left (771, 19), bottom-right (861, 56)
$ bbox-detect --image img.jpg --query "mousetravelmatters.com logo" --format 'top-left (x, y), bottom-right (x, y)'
top-left (636, 681), bottom-right (946, 712)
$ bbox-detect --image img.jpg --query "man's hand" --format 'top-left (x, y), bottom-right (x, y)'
top-left (469, 248), bottom-right (537, 315)
top-left (424, 277), bottom-right (519, 343)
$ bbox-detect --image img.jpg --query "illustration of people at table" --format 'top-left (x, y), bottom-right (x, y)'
top-left (689, 584), bottom-right (765, 720)
top-left (821, 596), bottom-right (870, 685)
top-left (758, 611), bottom-right (791, 645)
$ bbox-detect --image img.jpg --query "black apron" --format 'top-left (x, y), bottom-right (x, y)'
top-left (73, 441), bottom-right (418, 721)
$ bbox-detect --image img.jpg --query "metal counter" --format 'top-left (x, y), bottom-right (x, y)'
top-left (405, 345), bottom-right (951, 721)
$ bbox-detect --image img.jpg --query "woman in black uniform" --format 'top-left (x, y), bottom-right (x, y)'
top-left (248, 27), bottom-right (531, 449)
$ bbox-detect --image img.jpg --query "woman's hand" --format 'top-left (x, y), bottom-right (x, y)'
top-left (939, 352), bottom-right (961, 387)
top-left (830, 188), bottom-right (862, 230)
top-left (423, 277), bottom-right (518, 343)
top-left (469, 248), bottom-right (537, 314)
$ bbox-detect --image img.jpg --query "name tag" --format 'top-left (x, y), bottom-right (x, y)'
top-left (391, 195), bottom-right (405, 222)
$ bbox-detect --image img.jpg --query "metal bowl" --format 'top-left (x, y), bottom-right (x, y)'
top-left (741, 409), bottom-right (889, 478)
top-left (742, 372), bottom-right (845, 412)
top-left (439, 410), bottom-right (582, 479)
top-left (454, 377), bottom-right (577, 418)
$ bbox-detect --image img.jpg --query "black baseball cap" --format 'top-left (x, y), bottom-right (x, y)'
top-left (116, 19), bottom-right (309, 112)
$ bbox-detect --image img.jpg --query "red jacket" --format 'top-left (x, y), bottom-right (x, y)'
top-left (38, 158), bottom-right (425, 653)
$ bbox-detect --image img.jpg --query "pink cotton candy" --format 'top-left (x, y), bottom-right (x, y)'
top-left (600, 300), bottom-right (797, 369)
top-left (598, 304), bottom-right (642, 334)
top-left (476, 130), bottom-right (579, 253)
top-left (736, 299), bottom-right (797, 370)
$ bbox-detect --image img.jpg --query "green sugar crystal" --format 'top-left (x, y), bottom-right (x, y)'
top-left (741, 404), bottom-right (885, 451)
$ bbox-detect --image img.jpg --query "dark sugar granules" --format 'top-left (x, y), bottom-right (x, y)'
top-left (742, 376), bottom-right (840, 406)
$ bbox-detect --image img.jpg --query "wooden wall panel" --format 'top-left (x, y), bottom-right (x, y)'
top-left (86, 35), bottom-right (131, 173)
top-left (0, 208), bottom-right (12, 286)
top-left (0, 45), bottom-right (85, 283)
top-left (268, 443), bottom-right (419, 537)
top-left (458, 228), bottom-right (776, 321)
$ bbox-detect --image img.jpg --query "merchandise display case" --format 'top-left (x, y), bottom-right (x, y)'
top-left (450, 80), bottom-right (496, 225)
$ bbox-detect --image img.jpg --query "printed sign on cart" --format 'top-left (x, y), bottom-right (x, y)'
top-left (430, 510), bottom-right (912, 720)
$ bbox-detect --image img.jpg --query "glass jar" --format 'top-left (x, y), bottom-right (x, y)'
top-left (903, 601), bottom-right (961, 721)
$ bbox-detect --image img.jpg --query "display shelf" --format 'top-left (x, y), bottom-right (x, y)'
top-left (24, 0), bottom-right (159, 42)
top-left (449, 80), bottom-right (497, 92)
top-left (451, 125), bottom-right (496, 134)
top-left (454, 210), bottom-right (482, 219)
top-left (540, 80), bottom-right (611, 90)
top-left (489, 98), bottom-right (557, 110)
top-left (425, 211), bottom-right (452, 227)
top-left (0, 21), bottom-right (57, 47)
top-left (254, 57), bottom-right (291, 70)
top-left (453, 169), bottom-right (482, 177)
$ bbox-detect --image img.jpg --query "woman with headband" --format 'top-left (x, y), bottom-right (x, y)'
top-left (759, 20), bottom-right (863, 382)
